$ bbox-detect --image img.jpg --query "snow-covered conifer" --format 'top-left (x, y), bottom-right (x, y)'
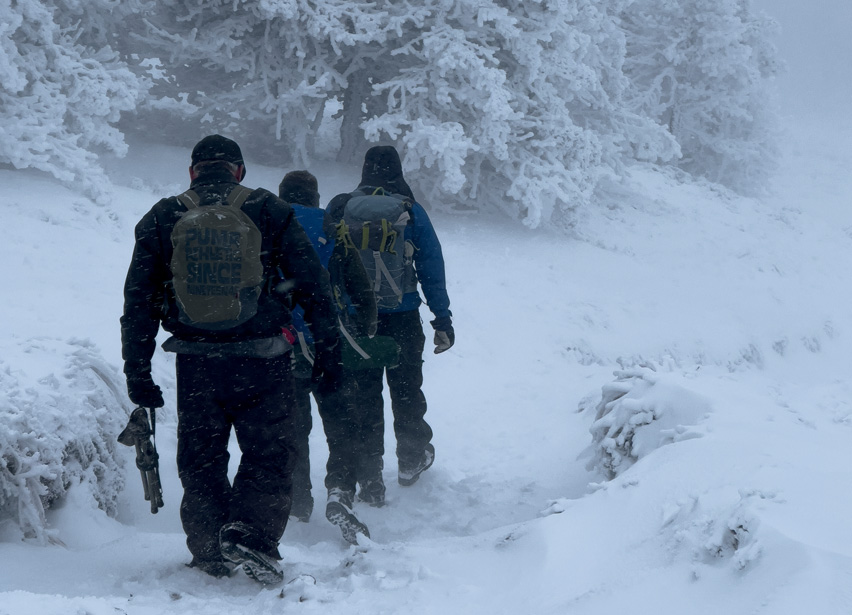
top-left (0, 343), bottom-right (128, 542)
top-left (132, 0), bottom-right (677, 228)
top-left (620, 0), bottom-right (781, 194)
top-left (0, 0), bottom-right (148, 203)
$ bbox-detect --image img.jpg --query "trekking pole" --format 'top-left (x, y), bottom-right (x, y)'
top-left (118, 407), bottom-right (164, 514)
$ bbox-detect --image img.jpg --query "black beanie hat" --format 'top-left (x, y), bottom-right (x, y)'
top-left (279, 170), bottom-right (320, 208)
top-left (191, 134), bottom-right (244, 166)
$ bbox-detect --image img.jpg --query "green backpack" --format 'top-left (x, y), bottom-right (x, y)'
top-left (170, 185), bottom-right (264, 330)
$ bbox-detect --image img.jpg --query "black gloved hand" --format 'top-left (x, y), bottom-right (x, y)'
top-left (430, 316), bottom-right (455, 354)
top-left (126, 372), bottom-right (164, 408)
top-left (312, 338), bottom-right (343, 394)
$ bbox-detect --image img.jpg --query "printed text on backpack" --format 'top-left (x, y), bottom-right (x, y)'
top-left (170, 185), bottom-right (264, 330)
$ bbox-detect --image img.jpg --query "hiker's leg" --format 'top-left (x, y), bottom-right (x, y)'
top-left (289, 374), bottom-right (314, 521)
top-left (316, 373), bottom-right (356, 495)
top-left (176, 354), bottom-right (233, 562)
top-left (228, 354), bottom-right (295, 555)
top-left (384, 310), bottom-right (432, 470)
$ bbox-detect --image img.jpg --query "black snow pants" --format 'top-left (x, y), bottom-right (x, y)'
top-left (175, 352), bottom-right (295, 561)
top-left (346, 309), bottom-right (432, 485)
top-left (291, 366), bottom-right (366, 500)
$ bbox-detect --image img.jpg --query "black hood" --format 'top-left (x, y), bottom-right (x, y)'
top-left (359, 146), bottom-right (415, 200)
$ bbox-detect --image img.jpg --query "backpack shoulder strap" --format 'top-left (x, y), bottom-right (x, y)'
top-left (176, 190), bottom-right (200, 210)
top-left (227, 185), bottom-right (254, 209)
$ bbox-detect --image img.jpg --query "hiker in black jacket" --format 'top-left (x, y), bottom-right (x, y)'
top-left (325, 145), bottom-right (454, 510)
top-left (120, 135), bottom-right (341, 584)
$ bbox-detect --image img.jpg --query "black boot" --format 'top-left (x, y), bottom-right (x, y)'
top-left (325, 488), bottom-right (370, 545)
top-left (219, 522), bottom-right (284, 585)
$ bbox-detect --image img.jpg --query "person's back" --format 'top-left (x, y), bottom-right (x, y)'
top-left (324, 145), bottom-right (455, 509)
top-left (121, 137), bottom-right (341, 584)
top-left (278, 170), bottom-right (376, 537)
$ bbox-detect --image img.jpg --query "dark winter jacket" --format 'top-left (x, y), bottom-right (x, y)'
top-left (325, 147), bottom-right (451, 319)
top-left (121, 167), bottom-right (338, 378)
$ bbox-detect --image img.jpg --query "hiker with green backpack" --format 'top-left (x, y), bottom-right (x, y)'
top-left (120, 135), bottom-right (341, 585)
top-left (324, 145), bottom-right (454, 513)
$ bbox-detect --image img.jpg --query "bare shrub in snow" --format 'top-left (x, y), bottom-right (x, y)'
top-left (0, 340), bottom-right (129, 543)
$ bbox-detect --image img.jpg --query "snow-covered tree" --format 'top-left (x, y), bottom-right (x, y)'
top-left (3, 0), bottom-right (780, 222)
top-left (620, 0), bottom-right (781, 194)
top-left (123, 0), bottom-right (416, 163)
top-left (361, 0), bottom-right (678, 227)
top-left (128, 0), bottom-right (678, 228)
top-left (0, 0), bottom-right (149, 203)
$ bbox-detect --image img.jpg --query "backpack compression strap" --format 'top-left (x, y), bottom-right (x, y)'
top-left (372, 251), bottom-right (404, 301)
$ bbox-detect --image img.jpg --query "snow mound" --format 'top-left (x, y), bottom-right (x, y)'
top-left (583, 366), bottom-right (712, 479)
top-left (0, 338), bottom-right (129, 543)
top-left (661, 488), bottom-right (770, 574)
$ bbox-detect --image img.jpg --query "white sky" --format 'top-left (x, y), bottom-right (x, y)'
top-left (753, 0), bottom-right (852, 120)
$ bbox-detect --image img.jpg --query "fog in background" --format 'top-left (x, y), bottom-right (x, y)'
top-left (754, 0), bottom-right (852, 122)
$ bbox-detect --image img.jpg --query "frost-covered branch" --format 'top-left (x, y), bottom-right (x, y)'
top-left (0, 340), bottom-right (129, 543)
top-left (0, 0), bottom-right (148, 204)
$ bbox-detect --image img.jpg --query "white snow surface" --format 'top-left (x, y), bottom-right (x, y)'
top-left (2, 111), bottom-right (852, 613)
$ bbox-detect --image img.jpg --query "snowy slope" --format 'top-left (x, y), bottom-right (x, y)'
top-left (1, 111), bottom-right (852, 614)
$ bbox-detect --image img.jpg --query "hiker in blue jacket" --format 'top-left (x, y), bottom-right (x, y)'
top-left (325, 145), bottom-right (454, 510)
top-left (279, 170), bottom-right (377, 542)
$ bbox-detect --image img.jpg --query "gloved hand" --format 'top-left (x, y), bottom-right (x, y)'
top-left (126, 372), bottom-right (164, 408)
top-left (312, 338), bottom-right (343, 394)
top-left (430, 316), bottom-right (455, 354)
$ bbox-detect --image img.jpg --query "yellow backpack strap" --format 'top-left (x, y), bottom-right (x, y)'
top-left (335, 219), bottom-right (357, 254)
top-left (176, 190), bottom-right (200, 210)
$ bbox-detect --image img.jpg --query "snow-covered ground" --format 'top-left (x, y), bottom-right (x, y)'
top-left (1, 105), bottom-right (852, 614)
